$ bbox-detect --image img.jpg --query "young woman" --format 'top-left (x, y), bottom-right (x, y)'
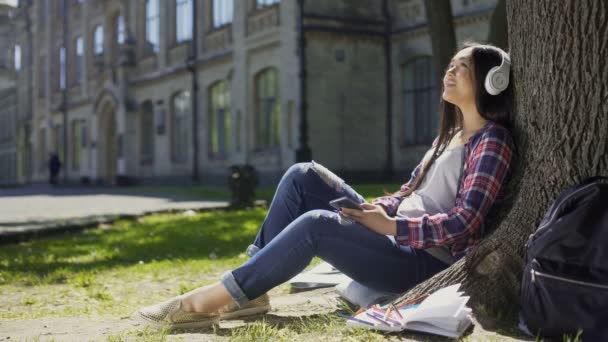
top-left (135, 42), bottom-right (515, 329)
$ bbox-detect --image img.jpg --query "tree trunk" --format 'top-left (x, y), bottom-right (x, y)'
top-left (424, 0), bottom-right (457, 89)
top-left (487, 0), bottom-right (508, 49)
top-left (395, 0), bottom-right (608, 318)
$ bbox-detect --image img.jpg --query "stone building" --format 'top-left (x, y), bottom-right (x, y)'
top-left (12, 0), bottom-right (499, 186)
top-left (0, 3), bottom-right (20, 186)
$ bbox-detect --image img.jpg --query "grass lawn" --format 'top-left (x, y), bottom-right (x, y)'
top-left (5, 183), bottom-right (451, 341)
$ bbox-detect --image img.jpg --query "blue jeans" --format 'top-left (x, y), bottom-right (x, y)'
top-left (221, 162), bottom-right (449, 306)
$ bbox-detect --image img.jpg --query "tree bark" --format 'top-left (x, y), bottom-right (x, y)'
top-left (424, 0), bottom-right (457, 90)
top-left (395, 0), bottom-right (608, 318)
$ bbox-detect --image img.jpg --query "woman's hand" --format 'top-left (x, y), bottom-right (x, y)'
top-left (340, 203), bottom-right (397, 235)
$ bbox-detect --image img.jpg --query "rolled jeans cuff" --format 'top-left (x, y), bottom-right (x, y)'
top-left (220, 271), bottom-right (250, 307)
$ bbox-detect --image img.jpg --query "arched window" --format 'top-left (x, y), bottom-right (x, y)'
top-left (208, 81), bottom-right (231, 157)
top-left (140, 101), bottom-right (155, 165)
top-left (401, 56), bottom-right (438, 145)
top-left (171, 91), bottom-right (191, 163)
top-left (254, 67), bottom-right (280, 148)
top-left (145, 0), bottom-right (160, 53)
top-left (75, 37), bottom-right (83, 84)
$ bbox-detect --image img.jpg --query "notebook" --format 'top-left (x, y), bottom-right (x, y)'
top-left (288, 261), bottom-right (352, 290)
top-left (343, 284), bottom-right (473, 338)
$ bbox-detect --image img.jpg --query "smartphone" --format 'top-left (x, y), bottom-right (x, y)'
top-left (329, 196), bottom-right (363, 211)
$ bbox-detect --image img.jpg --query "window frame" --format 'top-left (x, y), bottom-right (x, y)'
top-left (59, 46), bottom-right (66, 90)
top-left (93, 25), bottom-right (104, 56)
top-left (170, 91), bottom-right (191, 164)
top-left (145, 0), bottom-right (160, 54)
top-left (400, 56), bottom-right (438, 146)
top-left (175, 0), bottom-right (193, 43)
top-left (208, 80), bottom-right (231, 159)
top-left (74, 36), bottom-right (83, 85)
top-left (254, 67), bottom-right (280, 150)
top-left (14, 45), bottom-right (21, 71)
top-left (116, 14), bottom-right (125, 45)
top-left (212, 0), bottom-right (233, 29)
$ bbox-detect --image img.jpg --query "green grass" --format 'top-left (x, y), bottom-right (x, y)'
top-left (0, 209), bottom-right (268, 320)
top-left (0, 183), bottom-right (404, 340)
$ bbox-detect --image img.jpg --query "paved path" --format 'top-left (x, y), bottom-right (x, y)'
top-left (0, 184), bottom-right (229, 242)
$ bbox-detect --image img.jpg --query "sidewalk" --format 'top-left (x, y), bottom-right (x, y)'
top-left (0, 184), bottom-right (230, 244)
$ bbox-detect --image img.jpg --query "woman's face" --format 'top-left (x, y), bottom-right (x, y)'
top-left (442, 47), bottom-right (476, 107)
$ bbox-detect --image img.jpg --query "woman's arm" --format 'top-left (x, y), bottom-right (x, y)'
top-left (370, 161), bottom-right (423, 215)
top-left (393, 126), bottom-right (514, 250)
top-left (371, 137), bottom-right (439, 215)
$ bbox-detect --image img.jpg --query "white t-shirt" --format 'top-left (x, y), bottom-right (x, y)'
top-left (393, 144), bottom-right (466, 264)
top-left (396, 144), bottom-right (465, 219)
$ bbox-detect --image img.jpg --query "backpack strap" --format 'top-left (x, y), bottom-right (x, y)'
top-left (580, 176), bottom-right (608, 186)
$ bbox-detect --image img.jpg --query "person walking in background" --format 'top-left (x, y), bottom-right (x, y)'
top-left (48, 153), bottom-right (61, 185)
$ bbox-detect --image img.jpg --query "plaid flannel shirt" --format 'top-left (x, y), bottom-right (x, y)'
top-left (372, 121), bottom-right (514, 261)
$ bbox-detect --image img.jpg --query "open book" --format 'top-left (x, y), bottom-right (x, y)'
top-left (343, 284), bottom-right (472, 338)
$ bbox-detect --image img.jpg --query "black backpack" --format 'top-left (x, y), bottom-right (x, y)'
top-left (520, 176), bottom-right (608, 340)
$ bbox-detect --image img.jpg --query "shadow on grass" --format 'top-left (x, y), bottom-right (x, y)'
top-left (0, 209), bottom-right (267, 285)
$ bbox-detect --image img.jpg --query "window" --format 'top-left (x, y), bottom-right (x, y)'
top-left (256, 0), bottom-right (280, 9)
top-left (116, 15), bottom-right (125, 44)
top-left (401, 56), bottom-right (438, 145)
top-left (145, 0), bottom-right (160, 53)
top-left (208, 81), bottom-right (231, 157)
top-left (254, 68), bottom-right (280, 148)
top-left (75, 37), bottom-right (83, 84)
top-left (171, 91), bottom-right (190, 163)
top-left (140, 101), bottom-right (155, 165)
top-left (71, 120), bottom-right (82, 170)
top-left (59, 47), bottom-right (66, 90)
top-left (212, 0), bottom-right (233, 28)
top-left (176, 0), bottom-right (192, 42)
top-left (94, 25), bottom-right (104, 55)
top-left (14, 45), bottom-right (21, 71)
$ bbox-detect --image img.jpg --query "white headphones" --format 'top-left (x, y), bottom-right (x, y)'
top-left (484, 47), bottom-right (511, 95)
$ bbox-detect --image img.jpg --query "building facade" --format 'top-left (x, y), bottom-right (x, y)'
top-left (0, 3), bottom-right (20, 186)
top-left (12, 0), bottom-right (498, 186)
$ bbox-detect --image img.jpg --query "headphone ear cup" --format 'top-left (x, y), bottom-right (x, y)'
top-left (485, 65), bottom-right (508, 95)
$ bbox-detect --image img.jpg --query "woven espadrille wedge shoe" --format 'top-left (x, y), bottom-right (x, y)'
top-left (218, 293), bottom-right (271, 320)
top-left (134, 296), bottom-right (219, 329)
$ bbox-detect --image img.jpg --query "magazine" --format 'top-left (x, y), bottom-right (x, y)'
top-left (343, 284), bottom-right (473, 338)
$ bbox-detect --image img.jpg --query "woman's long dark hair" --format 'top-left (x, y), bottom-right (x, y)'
top-left (393, 41), bottom-right (514, 198)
